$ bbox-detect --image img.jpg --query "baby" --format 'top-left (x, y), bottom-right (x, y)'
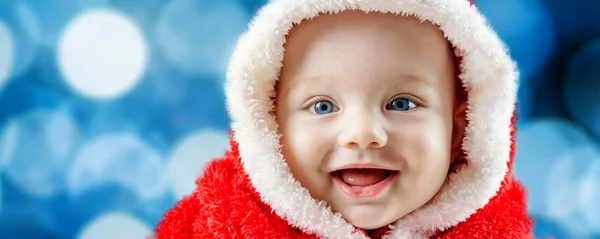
top-left (155, 0), bottom-right (533, 238)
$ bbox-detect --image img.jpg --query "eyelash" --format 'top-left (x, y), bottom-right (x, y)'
top-left (386, 95), bottom-right (423, 109)
top-left (386, 97), bottom-right (418, 111)
top-left (304, 96), bottom-right (338, 112)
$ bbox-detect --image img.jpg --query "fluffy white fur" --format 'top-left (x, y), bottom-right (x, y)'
top-left (225, 0), bottom-right (518, 238)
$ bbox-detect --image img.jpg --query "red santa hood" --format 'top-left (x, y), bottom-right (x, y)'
top-left (224, 0), bottom-right (519, 238)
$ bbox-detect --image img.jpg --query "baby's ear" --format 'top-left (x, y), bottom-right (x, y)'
top-left (451, 99), bottom-right (468, 161)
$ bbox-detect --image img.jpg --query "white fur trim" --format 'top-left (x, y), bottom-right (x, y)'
top-left (225, 0), bottom-right (517, 238)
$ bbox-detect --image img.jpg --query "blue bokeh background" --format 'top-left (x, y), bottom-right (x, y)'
top-left (0, 0), bottom-right (599, 238)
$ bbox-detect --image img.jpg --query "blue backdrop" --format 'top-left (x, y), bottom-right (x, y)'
top-left (0, 0), bottom-right (599, 238)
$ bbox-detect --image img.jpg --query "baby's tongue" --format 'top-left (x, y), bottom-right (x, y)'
top-left (339, 169), bottom-right (389, 187)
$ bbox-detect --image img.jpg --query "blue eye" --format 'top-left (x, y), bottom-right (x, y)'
top-left (387, 98), bottom-right (417, 111)
top-left (312, 100), bottom-right (335, 114)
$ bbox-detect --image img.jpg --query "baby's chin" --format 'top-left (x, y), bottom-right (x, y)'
top-left (336, 204), bottom-right (407, 230)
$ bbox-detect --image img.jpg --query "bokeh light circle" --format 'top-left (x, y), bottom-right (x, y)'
top-left (155, 0), bottom-right (249, 77)
top-left (77, 212), bottom-right (151, 239)
top-left (563, 39), bottom-right (600, 141)
top-left (57, 9), bottom-right (149, 100)
top-left (2, 108), bottom-right (82, 197)
top-left (513, 119), bottom-right (595, 214)
top-left (67, 133), bottom-right (168, 200)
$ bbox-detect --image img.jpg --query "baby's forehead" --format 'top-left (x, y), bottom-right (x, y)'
top-left (279, 14), bottom-right (455, 91)
top-left (281, 11), bottom-right (452, 67)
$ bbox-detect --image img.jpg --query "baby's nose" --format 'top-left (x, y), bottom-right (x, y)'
top-left (337, 113), bottom-right (388, 149)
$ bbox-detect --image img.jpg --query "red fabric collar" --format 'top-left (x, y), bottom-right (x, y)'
top-left (359, 226), bottom-right (391, 239)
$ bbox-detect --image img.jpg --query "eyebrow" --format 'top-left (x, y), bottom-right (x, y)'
top-left (393, 74), bottom-right (434, 89)
top-left (280, 73), bottom-right (437, 97)
top-left (280, 76), bottom-right (324, 97)
top-left (390, 75), bottom-right (439, 97)
top-left (392, 72), bottom-right (431, 83)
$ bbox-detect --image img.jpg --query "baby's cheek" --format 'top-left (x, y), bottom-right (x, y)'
top-left (281, 125), bottom-right (332, 198)
top-left (399, 123), bottom-right (451, 170)
top-left (284, 124), bottom-right (324, 166)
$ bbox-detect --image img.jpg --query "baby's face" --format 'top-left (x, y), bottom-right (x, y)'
top-left (275, 11), bottom-right (460, 230)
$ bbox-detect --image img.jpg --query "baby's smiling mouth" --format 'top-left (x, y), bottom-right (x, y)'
top-left (330, 167), bottom-right (399, 198)
top-left (334, 169), bottom-right (392, 187)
